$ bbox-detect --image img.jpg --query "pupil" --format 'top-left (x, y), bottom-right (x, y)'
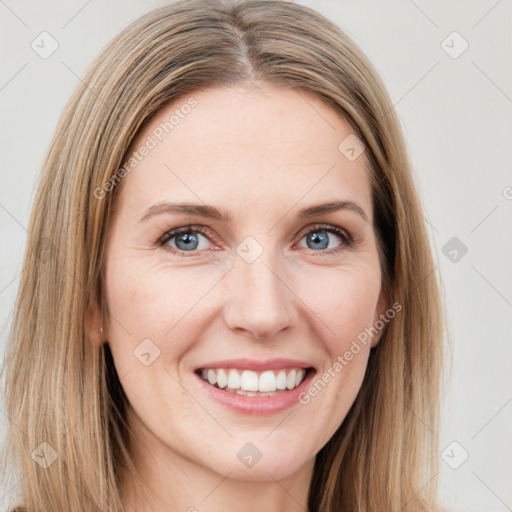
top-left (309, 232), bottom-right (328, 250)
top-left (176, 233), bottom-right (198, 250)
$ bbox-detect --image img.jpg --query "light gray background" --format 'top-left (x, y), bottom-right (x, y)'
top-left (1, 0), bottom-right (511, 510)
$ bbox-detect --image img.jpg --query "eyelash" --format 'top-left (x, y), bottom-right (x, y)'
top-left (156, 223), bottom-right (354, 258)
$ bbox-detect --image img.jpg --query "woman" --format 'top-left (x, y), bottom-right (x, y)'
top-left (0, 1), bottom-right (444, 511)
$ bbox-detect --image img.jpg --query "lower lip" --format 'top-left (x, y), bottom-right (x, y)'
top-left (195, 369), bottom-right (316, 415)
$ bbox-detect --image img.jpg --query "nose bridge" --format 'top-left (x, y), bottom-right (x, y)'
top-left (223, 242), bottom-right (297, 339)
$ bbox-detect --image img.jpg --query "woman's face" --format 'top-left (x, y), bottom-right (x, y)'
top-left (101, 84), bottom-right (385, 484)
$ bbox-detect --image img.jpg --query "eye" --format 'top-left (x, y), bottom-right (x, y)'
top-left (296, 223), bottom-right (353, 254)
top-left (157, 225), bottom-right (216, 256)
top-left (157, 223), bottom-right (353, 257)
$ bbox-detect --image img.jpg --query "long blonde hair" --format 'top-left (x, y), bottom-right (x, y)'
top-left (0, 1), bottom-right (444, 511)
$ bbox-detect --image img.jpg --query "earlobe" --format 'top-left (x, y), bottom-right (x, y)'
top-left (370, 291), bottom-right (388, 348)
top-left (370, 335), bottom-right (381, 348)
top-left (85, 298), bottom-right (105, 348)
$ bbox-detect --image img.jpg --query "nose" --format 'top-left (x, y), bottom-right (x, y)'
top-left (222, 251), bottom-right (298, 340)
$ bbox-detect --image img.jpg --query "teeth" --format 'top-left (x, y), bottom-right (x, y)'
top-left (259, 370), bottom-right (276, 392)
top-left (227, 369), bottom-right (241, 389)
top-left (199, 367), bottom-right (308, 393)
top-left (207, 369), bottom-right (217, 386)
top-left (240, 370), bottom-right (259, 391)
top-left (286, 369), bottom-right (296, 390)
top-left (276, 370), bottom-right (287, 390)
top-left (216, 369), bottom-right (228, 389)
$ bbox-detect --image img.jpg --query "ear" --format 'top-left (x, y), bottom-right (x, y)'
top-left (85, 297), bottom-right (105, 348)
top-left (370, 290), bottom-right (388, 348)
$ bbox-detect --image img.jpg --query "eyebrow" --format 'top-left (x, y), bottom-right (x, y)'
top-left (138, 200), bottom-right (369, 224)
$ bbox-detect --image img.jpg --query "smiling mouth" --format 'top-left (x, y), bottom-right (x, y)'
top-left (195, 367), bottom-right (314, 396)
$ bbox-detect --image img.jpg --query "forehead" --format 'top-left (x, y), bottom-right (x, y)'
top-left (114, 84), bottom-right (371, 221)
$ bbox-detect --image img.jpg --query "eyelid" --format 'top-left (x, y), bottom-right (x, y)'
top-left (156, 224), bottom-right (219, 248)
top-left (157, 222), bottom-right (354, 256)
top-left (295, 223), bottom-right (352, 244)
top-left (293, 223), bottom-right (354, 256)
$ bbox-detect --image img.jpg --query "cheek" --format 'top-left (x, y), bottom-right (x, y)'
top-left (103, 259), bottom-right (204, 418)
top-left (285, 267), bottom-right (380, 453)
top-left (297, 264), bottom-right (381, 349)
top-left (104, 255), bottom-right (224, 364)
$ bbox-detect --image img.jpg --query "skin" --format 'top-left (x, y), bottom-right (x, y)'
top-left (87, 83), bottom-right (386, 512)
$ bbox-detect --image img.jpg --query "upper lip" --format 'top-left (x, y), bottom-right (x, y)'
top-left (196, 358), bottom-right (315, 372)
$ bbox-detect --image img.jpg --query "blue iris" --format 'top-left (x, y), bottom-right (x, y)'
top-left (307, 231), bottom-right (329, 250)
top-left (175, 232), bottom-right (199, 250)
top-left (172, 228), bottom-right (332, 252)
